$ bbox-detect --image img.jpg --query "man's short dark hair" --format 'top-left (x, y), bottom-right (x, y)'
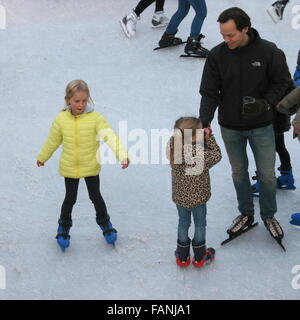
top-left (217, 7), bottom-right (251, 31)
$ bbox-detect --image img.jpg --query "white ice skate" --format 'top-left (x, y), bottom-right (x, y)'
top-left (267, 2), bottom-right (286, 23)
top-left (152, 11), bottom-right (169, 28)
top-left (120, 11), bottom-right (139, 38)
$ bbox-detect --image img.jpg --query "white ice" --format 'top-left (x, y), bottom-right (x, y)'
top-left (0, 0), bottom-right (300, 300)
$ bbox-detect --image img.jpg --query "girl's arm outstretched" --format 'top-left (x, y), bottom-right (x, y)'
top-left (36, 117), bottom-right (62, 166)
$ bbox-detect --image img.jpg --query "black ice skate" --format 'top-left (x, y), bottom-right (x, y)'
top-left (267, 1), bottom-right (287, 23)
top-left (180, 34), bottom-right (209, 58)
top-left (264, 217), bottom-right (286, 251)
top-left (221, 214), bottom-right (258, 246)
top-left (175, 238), bottom-right (191, 267)
top-left (154, 32), bottom-right (184, 51)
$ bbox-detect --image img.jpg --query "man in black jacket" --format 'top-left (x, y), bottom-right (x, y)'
top-left (199, 7), bottom-right (289, 243)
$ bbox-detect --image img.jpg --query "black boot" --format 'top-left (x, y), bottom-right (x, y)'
top-left (175, 238), bottom-right (191, 267)
top-left (192, 239), bottom-right (206, 262)
top-left (192, 239), bottom-right (215, 267)
top-left (159, 31), bottom-right (182, 48)
top-left (184, 34), bottom-right (209, 57)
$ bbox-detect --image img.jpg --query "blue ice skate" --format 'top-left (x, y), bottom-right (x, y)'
top-left (56, 224), bottom-right (71, 252)
top-left (99, 221), bottom-right (117, 246)
top-left (251, 180), bottom-right (260, 197)
top-left (290, 213), bottom-right (300, 228)
top-left (277, 169), bottom-right (296, 190)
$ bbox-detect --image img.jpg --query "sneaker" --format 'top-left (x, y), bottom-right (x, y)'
top-left (192, 248), bottom-right (215, 268)
top-left (267, 1), bottom-right (287, 23)
top-left (264, 217), bottom-right (284, 240)
top-left (152, 11), bottom-right (169, 28)
top-left (120, 10), bottom-right (140, 38)
top-left (227, 214), bottom-right (254, 235)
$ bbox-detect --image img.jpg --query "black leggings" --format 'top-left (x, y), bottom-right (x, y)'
top-left (134, 0), bottom-right (165, 16)
top-left (60, 175), bottom-right (109, 227)
top-left (275, 133), bottom-right (291, 172)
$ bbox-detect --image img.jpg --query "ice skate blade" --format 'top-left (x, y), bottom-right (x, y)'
top-left (153, 41), bottom-right (187, 51)
top-left (267, 7), bottom-right (281, 23)
top-left (277, 185), bottom-right (296, 190)
top-left (290, 224), bottom-right (300, 229)
top-left (151, 22), bottom-right (168, 29)
top-left (180, 54), bottom-right (207, 59)
top-left (221, 222), bottom-right (258, 246)
top-left (277, 240), bottom-right (286, 252)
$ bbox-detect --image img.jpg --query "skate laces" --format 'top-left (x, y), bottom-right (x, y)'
top-left (265, 218), bottom-right (283, 238)
top-left (230, 215), bottom-right (249, 233)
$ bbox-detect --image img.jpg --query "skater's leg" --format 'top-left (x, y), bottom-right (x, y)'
top-left (176, 205), bottom-right (192, 244)
top-left (189, 0), bottom-right (207, 37)
top-left (84, 175), bottom-right (110, 225)
top-left (220, 127), bottom-right (254, 216)
top-left (249, 125), bottom-right (277, 221)
top-left (275, 133), bottom-right (291, 171)
top-left (191, 203), bottom-right (207, 245)
top-left (60, 178), bottom-right (79, 227)
top-left (134, 0), bottom-right (156, 16)
top-left (165, 0), bottom-right (191, 35)
top-left (155, 0), bottom-right (165, 12)
top-left (273, 0), bottom-right (289, 5)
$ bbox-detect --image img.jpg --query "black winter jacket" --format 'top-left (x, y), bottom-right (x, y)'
top-left (199, 28), bottom-right (290, 130)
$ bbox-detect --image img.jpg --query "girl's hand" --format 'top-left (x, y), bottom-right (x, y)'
top-left (37, 160), bottom-right (44, 167)
top-left (121, 158), bottom-right (130, 169)
top-left (204, 125), bottom-right (212, 139)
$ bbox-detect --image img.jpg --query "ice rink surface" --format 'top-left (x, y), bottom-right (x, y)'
top-left (0, 0), bottom-right (300, 299)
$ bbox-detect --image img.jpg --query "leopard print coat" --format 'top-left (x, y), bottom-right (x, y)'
top-left (167, 135), bottom-right (222, 209)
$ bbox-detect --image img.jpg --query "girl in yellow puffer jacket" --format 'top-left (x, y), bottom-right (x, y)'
top-left (37, 80), bottom-right (129, 249)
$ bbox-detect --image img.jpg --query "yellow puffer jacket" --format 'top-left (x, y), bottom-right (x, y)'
top-left (37, 108), bottom-right (128, 178)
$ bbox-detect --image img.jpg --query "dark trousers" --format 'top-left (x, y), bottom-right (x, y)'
top-left (275, 133), bottom-right (291, 172)
top-left (59, 175), bottom-right (109, 227)
top-left (134, 0), bottom-right (165, 16)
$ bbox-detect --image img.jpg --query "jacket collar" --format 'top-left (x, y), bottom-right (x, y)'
top-left (66, 104), bottom-right (94, 116)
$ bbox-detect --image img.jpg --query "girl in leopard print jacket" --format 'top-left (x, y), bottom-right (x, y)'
top-left (166, 117), bottom-right (222, 267)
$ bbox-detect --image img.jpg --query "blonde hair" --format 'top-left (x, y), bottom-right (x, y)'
top-left (64, 80), bottom-right (94, 107)
top-left (169, 117), bottom-right (203, 165)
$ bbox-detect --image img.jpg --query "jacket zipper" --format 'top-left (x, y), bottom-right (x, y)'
top-left (74, 116), bottom-right (80, 177)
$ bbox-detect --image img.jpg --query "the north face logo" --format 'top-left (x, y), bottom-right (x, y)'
top-left (252, 61), bottom-right (261, 67)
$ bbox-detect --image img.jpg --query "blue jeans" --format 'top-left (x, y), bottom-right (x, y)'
top-left (176, 203), bottom-right (206, 244)
top-left (220, 125), bottom-right (277, 220)
top-left (166, 0), bottom-right (207, 37)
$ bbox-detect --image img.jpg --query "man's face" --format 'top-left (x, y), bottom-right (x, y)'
top-left (220, 19), bottom-right (249, 50)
